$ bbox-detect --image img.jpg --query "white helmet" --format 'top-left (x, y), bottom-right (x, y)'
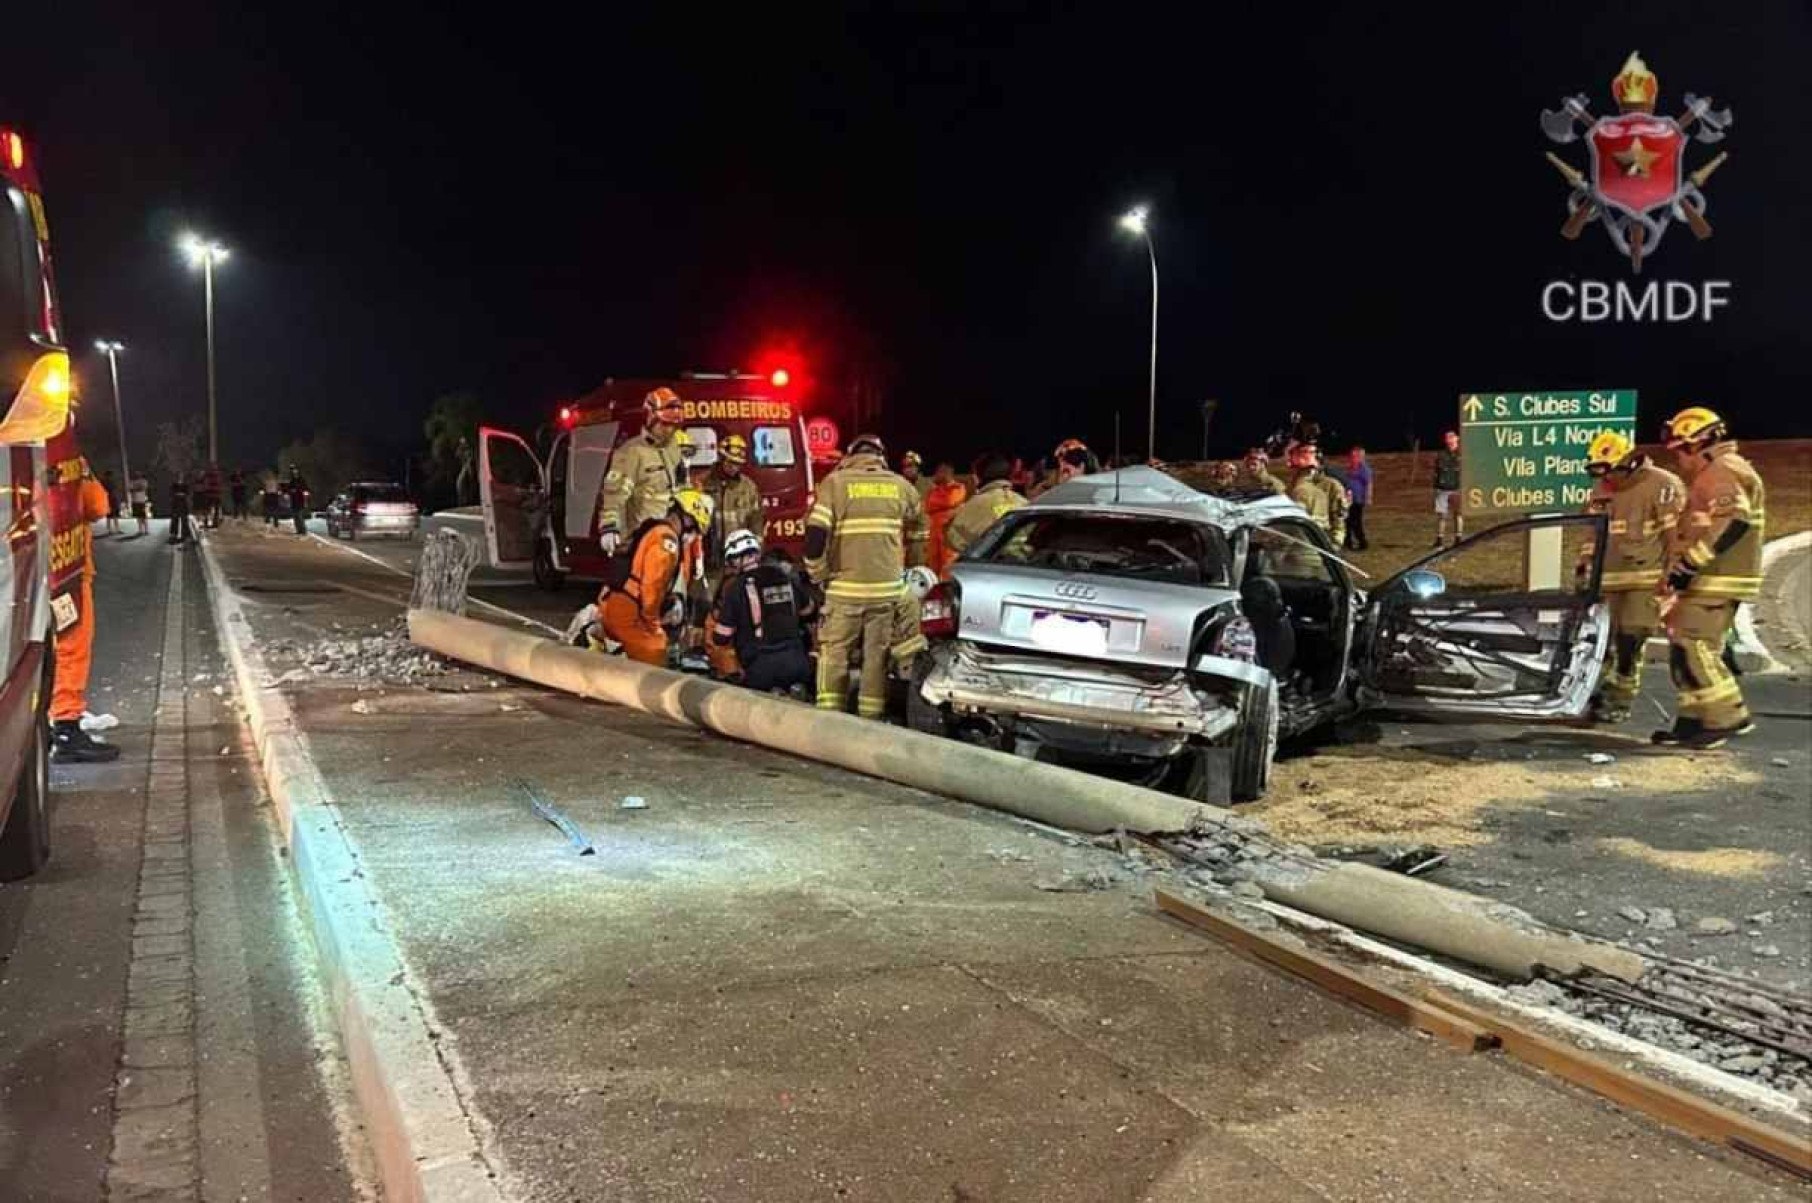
top-left (724, 528), bottom-right (761, 563)
top-left (903, 565), bottom-right (938, 600)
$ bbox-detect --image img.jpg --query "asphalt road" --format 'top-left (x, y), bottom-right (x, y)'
top-left (0, 524), bottom-right (372, 1200)
top-left (200, 522), bottom-right (1802, 1201)
top-left (295, 515), bottom-right (1812, 984)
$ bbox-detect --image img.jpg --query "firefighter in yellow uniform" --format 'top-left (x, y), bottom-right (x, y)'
top-left (1653, 407), bottom-right (1765, 748)
top-left (1576, 430), bottom-right (1684, 723)
top-left (1236, 448), bottom-right (1287, 496)
top-left (805, 434), bottom-right (928, 718)
top-left (900, 450), bottom-right (935, 504)
top-left (1285, 444), bottom-right (1348, 548)
top-left (941, 452), bottom-right (1026, 577)
top-left (597, 387), bottom-right (688, 555)
top-left (704, 433), bottom-right (763, 573)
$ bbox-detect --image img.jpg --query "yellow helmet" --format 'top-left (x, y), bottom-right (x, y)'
top-left (671, 486), bottom-right (714, 530)
top-left (1662, 406), bottom-right (1726, 449)
top-left (674, 429), bottom-right (697, 460)
top-left (721, 433), bottom-right (749, 465)
top-left (1585, 430), bottom-right (1633, 475)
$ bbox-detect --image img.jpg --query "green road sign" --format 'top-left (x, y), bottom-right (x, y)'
top-left (1458, 389), bottom-right (1638, 515)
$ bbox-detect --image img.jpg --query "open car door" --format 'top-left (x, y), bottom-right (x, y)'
top-left (1357, 513), bottom-right (1609, 720)
top-left (564, 419), bottom-right (618, 544)
top-left (477, 427), bottom-right (544, 569)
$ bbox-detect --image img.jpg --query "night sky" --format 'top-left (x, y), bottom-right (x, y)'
top-left (10, 2), bottom-right (1810, 476)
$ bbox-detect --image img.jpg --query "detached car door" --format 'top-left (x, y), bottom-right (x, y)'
top-left (1356, 513), bottom-right (1609, 720)
top-left (477, 427), bottom-right (545, 569)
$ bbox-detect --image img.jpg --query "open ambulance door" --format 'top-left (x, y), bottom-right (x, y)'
top-left (564, 420), bottom-right (619, 544)
top-left (477, 426), bottom-right (545, 569)
top-left (1356, 513), bottom-right (1609, 721)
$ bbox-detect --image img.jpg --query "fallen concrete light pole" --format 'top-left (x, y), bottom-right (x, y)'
top-left (407, 607), bottom-right (1208, 835)
top-left (408, 608), bottom-right (1646, 984)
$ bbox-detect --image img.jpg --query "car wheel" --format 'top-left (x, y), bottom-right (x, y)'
top-left (1228, 678), bottom-right (1278, 802)
top-left (0, 671), bottom-right (52, 881)
top-left (532, 539), bottom-right (565, 591)
top-left (904, 652), bottom-right (951, 737)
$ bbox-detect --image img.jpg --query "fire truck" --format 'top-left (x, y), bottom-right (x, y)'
top-left (478, 371), bottom-right (816, 589)
top-left (0, 126), bottom-right (75, 878)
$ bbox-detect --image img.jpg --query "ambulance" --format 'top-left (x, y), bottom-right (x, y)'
top-left (478, 371), bottom-right (816, 589)
top-left (0, 125), bottom-right (75, 878)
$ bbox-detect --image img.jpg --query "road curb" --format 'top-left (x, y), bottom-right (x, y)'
top-left (194, 533), bottom-right (509, 1203)
top-left (1733, 531), bottom-right (1812, 675)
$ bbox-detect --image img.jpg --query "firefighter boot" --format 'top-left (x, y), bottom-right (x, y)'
top-left (53, 719), bottom-right (121, 763)
top-left (1650, 717), bottom-right (1703, 747)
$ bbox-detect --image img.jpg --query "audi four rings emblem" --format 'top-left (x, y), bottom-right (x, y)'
top-left (1054, 581), bottom-right (1097, 600)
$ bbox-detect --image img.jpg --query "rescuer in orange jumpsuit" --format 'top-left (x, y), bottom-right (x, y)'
top-left (598, 487), bottom-right (714, 666)
top-left (924, 462), bottom-right (968, 578)
top-left (52, 457), bottom-right (119, 762)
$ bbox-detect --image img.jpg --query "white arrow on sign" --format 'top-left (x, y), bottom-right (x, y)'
top-left (1462, 395), bottom-right (1484, 421)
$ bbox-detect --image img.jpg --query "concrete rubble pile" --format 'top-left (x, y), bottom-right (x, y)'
top-left (265, 618), bottom-right (451, 686)
top-left (1508, 975), bottom-right (1812, 1103)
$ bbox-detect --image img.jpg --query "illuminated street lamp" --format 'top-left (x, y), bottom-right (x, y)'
top-left (93, 339), bottom-right (131, 490)
top-left (1118, 205), bottom-right (1158, 462)
top-left (180, 233), bottom-right (229, 463)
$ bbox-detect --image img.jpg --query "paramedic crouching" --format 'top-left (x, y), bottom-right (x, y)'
top-left (710, 531), bottom-right (816, 694)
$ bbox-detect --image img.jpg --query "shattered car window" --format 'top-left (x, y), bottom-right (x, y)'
top-left (972, 512), bottom-right (1232, 587)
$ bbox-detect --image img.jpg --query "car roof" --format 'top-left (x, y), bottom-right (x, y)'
top-left (1026, 466), bottom-right (1307, 530)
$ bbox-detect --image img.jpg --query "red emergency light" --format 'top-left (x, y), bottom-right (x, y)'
top-left (769, 368), bottom-right (790, 388)
top-left (557, 404), bottom-right (576, 428)
top-left (3, 131), bottom-right (21, 171)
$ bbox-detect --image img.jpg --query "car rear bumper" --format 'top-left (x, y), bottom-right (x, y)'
top-left (351, 515), bottom-right (420, 536)
top-left (918, 642), bottom-right (1238, 739)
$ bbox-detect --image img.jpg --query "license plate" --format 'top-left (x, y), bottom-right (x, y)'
top-left (1029, 612), bottom-right (1109, 657)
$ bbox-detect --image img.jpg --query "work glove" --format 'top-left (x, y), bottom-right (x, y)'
top-left (1665, 560), bottom-right (1697, 593)
top-left (599, 530), bottom-right (620, 556)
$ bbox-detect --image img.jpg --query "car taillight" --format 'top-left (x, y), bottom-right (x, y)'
top-left (920, 581), bottom-right (959, 639)
top-left (1213, 614), bottom-right (1257, 663)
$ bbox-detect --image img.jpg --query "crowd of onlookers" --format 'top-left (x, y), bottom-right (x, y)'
top-left (92, 464), bottom-right (319, 545)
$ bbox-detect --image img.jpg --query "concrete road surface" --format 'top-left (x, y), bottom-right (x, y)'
top-left (188, 521), bottom-right (1804, 1201)
top-left (0, 524), bottom-right (372, 1200)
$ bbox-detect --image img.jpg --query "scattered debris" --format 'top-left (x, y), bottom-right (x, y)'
top-left (79, 711), bottom-right (119, 733)
top-left (1747, 911), bottom-right (1776, 927)
top-left (1585, 752), bottom-right (1617, 765)
top-left (1644, 907), bottom-right (1678, 932)
top-left (262, 616), bottom-right (453, 686)
top-left (1752, 945), bottom-right (1782, 959)
top-left (1034, 868), bottom-right (1120, 893)
top-left (1590, 775), bottom-right (1622, 790)
top-left (499, 702), bottom-right (523, 713)
top-left (1771, 757), bottom-right (1793, 768)
top-left (1618, 906), bottom-right (1648, 925)
top-left (1694, 917), bottom-right (1738, 937)
top-left (620, 796), bottom-right (648, 810)
top-left (350, 699), bottom-right (375, 715)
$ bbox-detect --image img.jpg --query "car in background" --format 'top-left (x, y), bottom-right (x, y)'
top-left (0, 126), bottom-right (76, 878)
top-left (910, 467), bottom-right (1610, 802)
top-left (325, 482), bottom-right (419, 540)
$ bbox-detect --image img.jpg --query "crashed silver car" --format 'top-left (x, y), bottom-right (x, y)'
top-left (910, 467), bottom-right (1610, 801)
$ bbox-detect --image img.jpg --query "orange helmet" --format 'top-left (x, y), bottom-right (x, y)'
top-left (644, 387), bottom-right (684, 424)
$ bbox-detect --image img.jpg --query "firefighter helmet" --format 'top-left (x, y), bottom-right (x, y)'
top-left (724, 528), bottom-right (761, 564)
top-left (671, 486), bottom-right (714, 531)
top-left (902, 565), bottom-right (938, 600)
top-left (1585, 430), bottom-right (1634, 476)
top-left (846, 432), bottom-right (886, 457)
top-left (1662, 406), bottom-right (1727, 450)
top-left (1287, 442), bottom-right (1320, 469)
top-left (900, 450), bottom-right (923, 469)
top-left (721, 433), bottom-right (749, 465)
top-left (674, 429), bottom-right (697, 460)
top-left (644, 386), bottom-right (685, 424)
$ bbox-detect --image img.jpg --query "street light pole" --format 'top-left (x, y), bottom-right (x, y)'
top-left (180, 233), bottom-right (229, 464)
top-left (1118, 206), bottom-right (1158, 462)
top-left (94, 339), bottom-right (130, 487)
